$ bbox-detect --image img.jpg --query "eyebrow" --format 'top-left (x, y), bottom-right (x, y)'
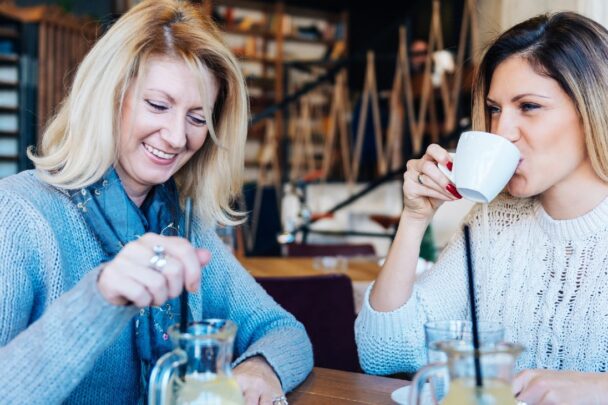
top-left (486, 93), bottom-right (551, 104)
top-left (147, 88), bottom-right (203, 111)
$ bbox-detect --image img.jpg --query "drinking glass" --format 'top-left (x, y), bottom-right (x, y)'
top-left (424, 320), bottom-right (505, 401)
top-left (411, 340), bottom-right (523, 405)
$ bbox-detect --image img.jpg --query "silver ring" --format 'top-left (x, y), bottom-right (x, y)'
top-left (149, 244), bottom-right (167, 272)
top-left (417, 173), bottom-right (424, 185)
top-left (272, 395), bottom-right (288, 405)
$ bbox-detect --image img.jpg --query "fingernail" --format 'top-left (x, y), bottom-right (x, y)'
top-left (446, 184), bottom-right (462, 199)
top-left (446, 161), bottom-right (453, 171)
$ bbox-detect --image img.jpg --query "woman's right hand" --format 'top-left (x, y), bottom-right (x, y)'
top-left (97, 233), bottom-right (212, 307)
top-left (403, 144), bottom-right (461, 223)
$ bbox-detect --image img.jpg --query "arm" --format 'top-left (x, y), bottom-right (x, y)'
top-left (370, 144), bottom-right (458, 311)
top-left (197, 229), bottom-right (313, 393)
top-left (0, 194), bottom-right (137, 403)
top-left (513, 369), bottom-right (608, 404)
top-left (355, 228), bottom-right (471, 375)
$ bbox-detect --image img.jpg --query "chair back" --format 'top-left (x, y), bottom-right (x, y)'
top-left (285, 243), bottom-right (375, 257)
top-left (256, 274), bottom-right (360, 372)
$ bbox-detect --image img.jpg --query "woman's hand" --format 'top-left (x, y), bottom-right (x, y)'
top-left (234, 356), bottom-right (284, 405)
top-left (97, 233), bottom-right (211, 307)
top-left (402, 144), bottom-right (461, 224)
top-left (513, 369), bottom-right (608, 404)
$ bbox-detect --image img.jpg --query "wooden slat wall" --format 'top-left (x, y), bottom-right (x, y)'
top-left (36, 8), bottom-right (99, 135)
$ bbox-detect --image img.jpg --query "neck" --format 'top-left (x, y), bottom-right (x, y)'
top-left (113, 166), bottom-right (150, 207)
top-left (540, 164), bottom-right (608, 220)
top-left (124, 187), bottom-right (149, 207)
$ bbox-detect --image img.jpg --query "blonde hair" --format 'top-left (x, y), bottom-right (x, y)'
top-left (472, 12), bottom-right (608, 181)
top-left (29, 0), bottom-right (249, 226)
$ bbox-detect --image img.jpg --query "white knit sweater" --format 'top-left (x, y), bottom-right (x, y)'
top-left (355, 194), bottom-right (608, 375)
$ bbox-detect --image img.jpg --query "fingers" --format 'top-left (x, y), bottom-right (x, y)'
top-left (513, 369), bottom-right (548, 405)
top-left (423, 143), bottom-right (453, 167)
top-left (405, 144), bottom-right (460, 201)
top-left (512, 369), bottom-right (533, 397)
top-left (97, 233), bottom-right (211, 308)
top-left (98, 259), bottom-right (152, 307)
top-left (403, 170), bottom-right (454, 202)
top-left (234, 357), bottom-right (284, 405)
top-left (139, 234), bottom-right (204, 292)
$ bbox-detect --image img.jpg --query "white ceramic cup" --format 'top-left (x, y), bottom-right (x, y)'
top-left (439, 131), bottom-right (520, 203)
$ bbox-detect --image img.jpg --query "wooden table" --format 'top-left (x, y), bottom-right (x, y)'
top-left (287, 367), bottom-right (407, 404)
top-left (239, 257), bottom-right (382, 282)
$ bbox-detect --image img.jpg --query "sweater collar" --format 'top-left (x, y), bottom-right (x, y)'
top-left (534, 195), bottom-right (608, 240)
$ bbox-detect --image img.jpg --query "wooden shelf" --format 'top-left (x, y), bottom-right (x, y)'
top-left (223, 25), bottom-right (334, 45)
top-left (0, 27), bottom-right (18, 39)
top-left (237, 54), bottom-right (276, 65)
top-left (222, 25), bottom-right (271, 39)
top-left (0, 80), bottom-right (18, 88)
top-left (0, 130), bottom-right (18, 136)
top-left (0, 106), bottom-right (18, 113)
top-left (0, 53), bottom-right (18, 63)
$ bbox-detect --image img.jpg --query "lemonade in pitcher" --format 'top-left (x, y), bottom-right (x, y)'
top-left (172, 374), bottom-right (244, 405)
top-left (149, 320), bottom-right (245, 405)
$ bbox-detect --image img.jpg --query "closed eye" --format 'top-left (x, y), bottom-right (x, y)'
top-left (145, 99), bottom-right (169, 112)
top-left (187, 114), bottom-right (207, 127)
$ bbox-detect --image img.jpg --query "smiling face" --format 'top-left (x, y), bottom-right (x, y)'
top-left (116, 56), bottom-right (218, 205)
top-left (486, 55), bottom-right (592, 199)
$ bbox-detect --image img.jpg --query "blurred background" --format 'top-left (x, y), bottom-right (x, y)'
top-left (0, 0), bottom-right (604, 259)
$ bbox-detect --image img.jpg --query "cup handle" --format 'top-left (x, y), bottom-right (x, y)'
top-left (437, 152), bottom-right (455, 184)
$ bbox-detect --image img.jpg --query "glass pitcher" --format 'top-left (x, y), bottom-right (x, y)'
top-left (410, 340), bottom-right (524, 405)
top-left (148, 319), bottom-right (245, 405)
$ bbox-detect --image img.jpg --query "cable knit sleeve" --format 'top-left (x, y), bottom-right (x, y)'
top-left (0, 190), bottom-right (137, 404)
top-left (354, 203), bottom-right (495, 375)
top-left (192, 227), bottom-right (313, 392)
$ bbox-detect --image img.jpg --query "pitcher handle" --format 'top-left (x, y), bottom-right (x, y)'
top-left (409, 362), bottom-right (446, 405)
top-left (148, 349), bottom-right (187, 405)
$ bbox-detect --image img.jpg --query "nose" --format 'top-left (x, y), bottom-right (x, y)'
top-left (160, 115), bottom-right (187, 150)
top-left (492, 110), bottom-right (520, 143)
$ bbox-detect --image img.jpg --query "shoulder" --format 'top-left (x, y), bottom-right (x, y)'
top-left (0, 170), bottom-right (80, 234)
top-left (0, 170), bottom-right (69, 208)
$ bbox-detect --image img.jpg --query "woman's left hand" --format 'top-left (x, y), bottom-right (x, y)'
top-left (513, 369), bottom-right (608, 404)
top-left (234, 356), bottom-right (284, 405)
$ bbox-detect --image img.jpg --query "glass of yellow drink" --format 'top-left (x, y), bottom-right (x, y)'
top-left (410, 340), bottom-right (524, 405)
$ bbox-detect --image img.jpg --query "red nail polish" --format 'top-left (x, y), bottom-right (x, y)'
top-left (446, 161), bottom-right (453, 171)
top-left (446, 184), bottom-right (462, 199)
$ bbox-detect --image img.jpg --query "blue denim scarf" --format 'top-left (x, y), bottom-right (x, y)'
top-left (70, 167), bottom-right (191, 397)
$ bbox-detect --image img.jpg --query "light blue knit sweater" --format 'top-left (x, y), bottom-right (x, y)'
top-left (0, 170), bottom-right (313, 404)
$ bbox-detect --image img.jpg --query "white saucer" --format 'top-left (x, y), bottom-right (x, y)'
top-left (391, 383), bottom-right (433, 405)
top-left (390, 385), bottom-right (411, 404)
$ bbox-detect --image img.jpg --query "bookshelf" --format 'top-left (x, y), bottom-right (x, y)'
top-left (210, 0), bottom-right (348, 182)
top-left (0, 4), bottom-right (97, 179)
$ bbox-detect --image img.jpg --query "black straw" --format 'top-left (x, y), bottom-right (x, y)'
top-left (181, 197), bottom-right (193, 335)
top-left (178, 197), bottom-right (193, 380)
top-left (464, 225), bottom-right (483, 388)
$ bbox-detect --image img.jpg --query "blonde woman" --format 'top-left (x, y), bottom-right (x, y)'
top-left (0, 1), bottom-right (311, 403)
top-left (356, 12), bottom-right (608, 404)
